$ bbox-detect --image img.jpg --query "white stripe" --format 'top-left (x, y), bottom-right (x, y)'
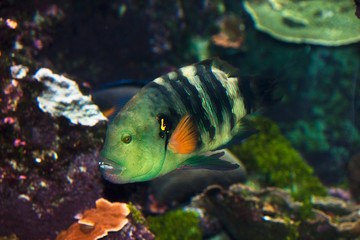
top-left (154, 77), bottom-right (165, 84)
top-left (168, 71), bottom-right (178, 80)
top-left (180, 66), bottom-right (218, 137)
top-left (212, 66), bottom-right (246, 137)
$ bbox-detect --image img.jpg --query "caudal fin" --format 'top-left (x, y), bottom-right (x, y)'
top-left (238, 75), bottom-right (281, 114)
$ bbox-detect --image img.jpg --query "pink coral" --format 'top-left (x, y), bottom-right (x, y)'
top-left (56, 198), bottom-right (130, 240)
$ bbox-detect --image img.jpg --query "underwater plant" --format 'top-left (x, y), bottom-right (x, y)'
top-left (231, 116), bottom-right (327, 201)
top-left (147, 209), bottom-right (202, 240)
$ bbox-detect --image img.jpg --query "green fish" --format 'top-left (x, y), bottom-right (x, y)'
top-left (99, 58), bottom-right (277, 183)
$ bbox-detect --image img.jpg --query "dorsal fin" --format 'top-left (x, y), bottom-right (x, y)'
top-left (194, 58), bottom-right (239, 78)
top-left (168, 115), bottom-right (198, 154)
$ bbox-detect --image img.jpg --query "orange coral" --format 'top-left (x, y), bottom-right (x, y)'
top-left (56, 198), bottom-right (130, 240)
top-left (211, 15), bottom-right (245, 49)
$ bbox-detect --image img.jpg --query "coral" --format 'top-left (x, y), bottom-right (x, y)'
top-left (56, 198), bottom-right (130, 240)
top-left (147, 209), bottom-right (202, 240)
top-left (211, 15), bottom-right (245, 49)
top-left (34, 68), bottom-right (107, 126)
top-left (231, 116), bottom-right (327, 201)
top-left (244, 0), bottom-right (360, 46)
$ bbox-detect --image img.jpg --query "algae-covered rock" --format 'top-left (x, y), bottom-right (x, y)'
top-left (230, 117), bottom-right (327, 201)
top-left (244, 0), bottom-right (360, 46)
top-left (148, 209), bottom-right (202, 240)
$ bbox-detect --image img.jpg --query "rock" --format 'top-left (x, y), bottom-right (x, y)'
top-left (190, 184), bottom-right (360, 239)
top-left (0, 67), bottom-right (107, 240)
top-left (348, 152), bottom-right (360, 202)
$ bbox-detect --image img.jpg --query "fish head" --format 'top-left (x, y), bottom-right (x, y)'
top-left (99, 107), bottom-right (168, 184)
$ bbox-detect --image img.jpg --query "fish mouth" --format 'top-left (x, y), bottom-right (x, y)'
top-left (99, 156), bottom-right (126, 182)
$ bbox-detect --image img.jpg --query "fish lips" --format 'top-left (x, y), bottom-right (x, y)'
top-left (98, 157), bottom-right (125, 183)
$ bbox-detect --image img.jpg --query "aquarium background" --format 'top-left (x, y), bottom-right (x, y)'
top-left (1, 0), bottom-right (360, 239)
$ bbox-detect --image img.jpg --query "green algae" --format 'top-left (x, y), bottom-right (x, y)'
top-left (147, 209), bottom-right (202, 240)
top-left (231, 116), bottom-right (327, 201)
top-left (128, 203), bottom-right (147, 225)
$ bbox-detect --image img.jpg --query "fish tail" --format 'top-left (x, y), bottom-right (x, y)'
top-left (238, 75), bottom-right (280, 114)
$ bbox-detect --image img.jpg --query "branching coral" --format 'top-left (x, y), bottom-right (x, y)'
top-left (56, 198), bottom-right (130, 240)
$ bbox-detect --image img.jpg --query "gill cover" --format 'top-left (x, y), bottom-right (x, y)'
top-left (99, 108), bottom-right (169, 183)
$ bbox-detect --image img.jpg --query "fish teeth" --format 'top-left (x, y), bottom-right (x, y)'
top-left (99, 161), bottom-right (114, 170)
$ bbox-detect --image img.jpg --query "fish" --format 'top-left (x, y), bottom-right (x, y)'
top-left (99, 58), bottom-right (278, 184)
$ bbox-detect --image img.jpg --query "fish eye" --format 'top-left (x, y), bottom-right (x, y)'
top-left (121, 134), bottom-right (132, 144)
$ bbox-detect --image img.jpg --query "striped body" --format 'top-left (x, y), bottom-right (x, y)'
top-left (145, 59), bottom-right (248, 152)
top-left (99, 58), bottom-right (276, 183)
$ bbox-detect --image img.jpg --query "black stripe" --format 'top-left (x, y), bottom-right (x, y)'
top-left (230, 113), bottom-right (236, 129)
top-left (178, 71), bottom-right (212, 133)
top-left (148, 76), bottom-right (193, 125)
top-left (195, 65), bottom-right (224, 124)
top-left (147, 81), bottom-right (174, 105)
top-left (204, 65), bottom-right (235, 128)
top-left (209, 126), bottom-right (215, 140)
top-left (168, 107), bottom-right (181, 122)
top-left (166, 77), bottom-right (204, 146)
top-left (196, 64), bottom-right (235, 130)
top-left (167, 72), bottom-right (211, 137)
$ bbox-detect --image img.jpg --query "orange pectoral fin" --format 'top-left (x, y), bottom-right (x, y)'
top-left (102, 106), bottom-right (116, 118)
top-left (168, 115), bottom-right (198, 154)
